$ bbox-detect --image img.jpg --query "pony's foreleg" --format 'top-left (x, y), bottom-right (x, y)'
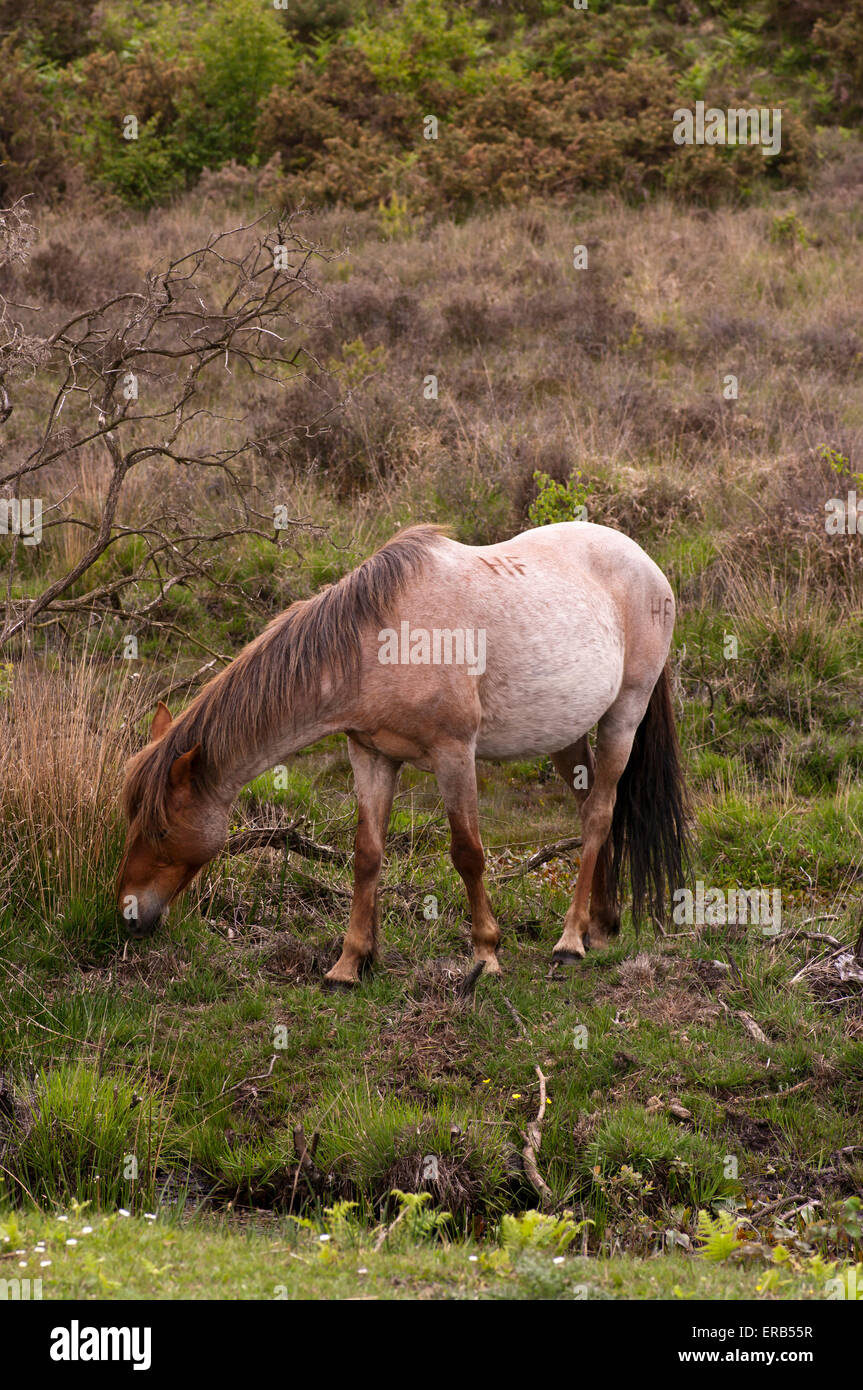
top-left (552, 698), bottom-right (644, 964)
top-left (551, 737), bottom-right (619, 948)
top-left (432, 742), bottom-right (502, 974)
top-left (325, 739), bottom-right (401, 986)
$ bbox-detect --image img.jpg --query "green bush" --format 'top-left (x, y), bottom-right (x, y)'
top-left (179, 0), bottom-right (297, 169)
top-left (4, 0), bottom-right (821, 210)
top-left (280, 0), bottom-right (359, 43)
top-left (346, 0), bottom-right (500, 97)
top-left (528, 471), bottom-right (589, 528)
top-left (85, 117), bottom-right (186, 207)
top-left (77, 1), bottom-right (296, 202)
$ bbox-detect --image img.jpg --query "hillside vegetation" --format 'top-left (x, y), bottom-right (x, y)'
top-left (2, 0), bottom-right (858, 209)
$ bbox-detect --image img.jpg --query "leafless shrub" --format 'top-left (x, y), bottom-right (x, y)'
top-left (0, 212), bottom-right (341, 650)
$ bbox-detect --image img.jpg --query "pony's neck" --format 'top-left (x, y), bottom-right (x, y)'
top-left (218, 710), bottom-right (343, 803)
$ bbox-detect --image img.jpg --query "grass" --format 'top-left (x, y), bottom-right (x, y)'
top-left (0, 1205), bottom-right (848, 1302)
top-left (2, 629), bottom-right (862, 1293)
top-left (2, 710), bottom-right (862, 1261)
top-left (2, 631), bottom-right (863, 1292)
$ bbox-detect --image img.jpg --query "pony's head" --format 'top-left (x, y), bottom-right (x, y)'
top-left (117, 702), bottom-right (229, 937)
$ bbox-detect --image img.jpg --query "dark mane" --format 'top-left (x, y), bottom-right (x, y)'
top-left (123, 524), bottom-right (446, 842)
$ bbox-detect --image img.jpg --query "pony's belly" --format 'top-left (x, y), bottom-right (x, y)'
top-left (475, 661), bottom-right (623, 759)
top-left (476, 711), bottom-right (601, 759)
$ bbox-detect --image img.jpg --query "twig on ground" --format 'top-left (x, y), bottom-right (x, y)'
top-left (521, 1066), bottom-right (553, 1208)
top-left (725, 1076), bottom-right (815, 1111)
top-left (289, 1124), bottom-right (321, 1213)
top-left (219, 1054), bottom-right (277, 1096)
top-left (227, 823), bottom-right (349, 864)
top-left (498, 989), bottom-right (529, 1037)
top-left (724, 951), bottom-right (745, 990)
top-left (750, 1193), bottom-right (808, 1219)
top-left (775, 927), bottom-right (842, 947)
top-left (736, 1009), bottom-right (770, 1044)
top-left (495, 836), bottom-right (581, 882)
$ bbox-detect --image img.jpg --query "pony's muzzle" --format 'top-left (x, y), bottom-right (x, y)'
top-left (119, 894), bottom-right (165, 938)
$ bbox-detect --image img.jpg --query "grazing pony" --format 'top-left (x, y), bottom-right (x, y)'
top-left (118, 522), bottom-right (688, 983)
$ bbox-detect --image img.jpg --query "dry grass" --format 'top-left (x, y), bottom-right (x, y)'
top-left (0, 647), bottom-right (144, 928)
top-left (3, 143), bottom-right (860, 555)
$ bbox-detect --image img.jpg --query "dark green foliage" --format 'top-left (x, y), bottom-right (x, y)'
top-left (0, 0), bottom-right (844, 210)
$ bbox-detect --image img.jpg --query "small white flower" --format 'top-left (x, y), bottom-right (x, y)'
top-left (357, 1268), bottom-right (368, 1275)
top-left (66, 1238), bottom-right (77, 1246)
top-left (40, 1260), bottom-right (51, 1268)
top-left (118, 1209), bottom-right (130, 1217)
top-left (468, 1255), bottom-right (478, 1262)
top-left (319, 1233), bottom-right (331, 1242)
top-left (81, 1226), bottom-right (93, 1235)
top-left (18, 1261), bottom-right (27, 1268)
top-left (553, 1256), bottom-right (565, 1265)
top-left (144, 1213), bottom-right (156, 1221)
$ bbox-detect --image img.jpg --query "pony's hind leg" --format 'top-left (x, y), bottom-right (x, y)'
top-left (551, 737), bottom-right (620, 949)
top-left (325, 739), bottom-right (401, 986)
top-left (432, 741), bottom-right (502, 974)
top-left (552, 693), bottom-right (648, 965)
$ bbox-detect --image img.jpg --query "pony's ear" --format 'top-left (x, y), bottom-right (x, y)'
top-left (151, 701), bottom-right (173, 742)
top-left (169, 744), bottom-right (202, 789)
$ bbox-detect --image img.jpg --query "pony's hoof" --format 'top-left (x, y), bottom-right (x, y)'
top-left (551, 947), bottom-right (585, 967)
top-left (323, 967), bottom-right (360, 988)
top-left (584, 930), bottom-right (610, 951)
top-left (478, 954), bottom-right (501, 976)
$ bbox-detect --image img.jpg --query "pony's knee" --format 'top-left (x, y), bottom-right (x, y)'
top-left (451, 835), bottom-right (484, 881)
top-left (582, 791), bottom-right (615, 847)
top-left (354, 835), bottom-right (383, 881)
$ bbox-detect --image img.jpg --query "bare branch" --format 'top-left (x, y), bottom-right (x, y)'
top-left (0, 213), bottom-right (339, 652)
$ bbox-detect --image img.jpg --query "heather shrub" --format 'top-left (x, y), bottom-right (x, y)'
top-left (78, 0), bottom-right (296, 203)
top-left (812, 1), bottom-right (863, 123)
top-left (0, 40), bottom-right (71, 202)
top-left (256, 46), bottom-right (416, 171)
top-left (421, 61), bottom-right (682, 210)
top-left (0, 0), bottom-right (100, 63)
top-left (525, 4), bottom-right (680, 81)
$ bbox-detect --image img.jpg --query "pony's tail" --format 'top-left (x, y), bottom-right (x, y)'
top-left (608, 663), bottom-right (689, 932)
